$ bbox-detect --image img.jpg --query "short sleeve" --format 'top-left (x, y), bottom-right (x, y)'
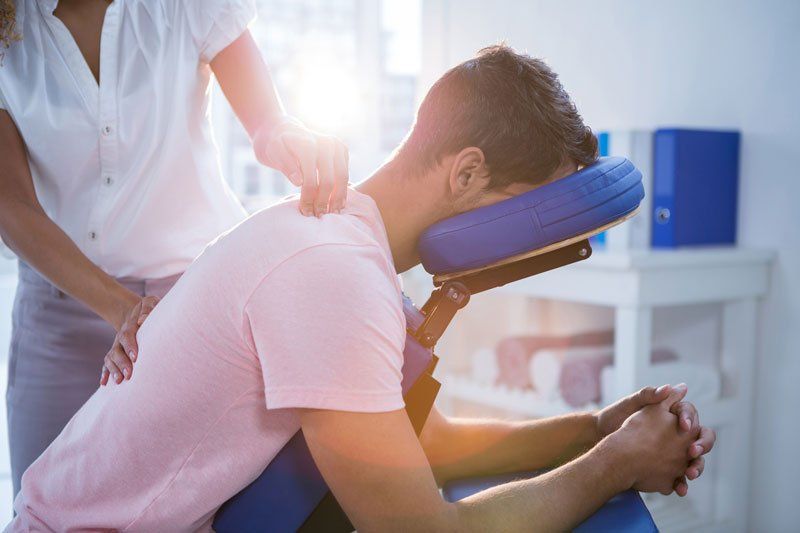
top-left (0, 86), bottom-right (6, 110)
top-left (244, 244), bottom-right (406, 413)
top-left (181, 0), bottom-right (257, 63)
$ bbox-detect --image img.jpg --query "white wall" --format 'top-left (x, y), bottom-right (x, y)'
top-left (420, 1), bottom-right (800, 530)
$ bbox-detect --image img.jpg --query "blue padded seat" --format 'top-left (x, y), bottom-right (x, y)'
top-left (418, 157), bottom-right (644, 275)
top-left (443, 471), bottom-right (658, 532)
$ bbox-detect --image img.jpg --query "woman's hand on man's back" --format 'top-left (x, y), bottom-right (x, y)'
top-left (253, 118), bottom-right (349, 218)
top-left (100, 295), bottom-right (159, 386)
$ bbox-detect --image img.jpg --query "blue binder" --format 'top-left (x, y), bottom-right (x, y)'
top-left (651, 128), bottom-right (740, 247)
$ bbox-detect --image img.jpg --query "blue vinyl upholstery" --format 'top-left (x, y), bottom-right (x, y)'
top-left (419, 156), bottom-right (644, 275)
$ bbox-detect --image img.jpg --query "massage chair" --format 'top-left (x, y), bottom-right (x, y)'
top-left (213, 156), bottom-right (658, 532)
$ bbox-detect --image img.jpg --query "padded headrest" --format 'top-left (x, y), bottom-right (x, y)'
top-left (418, 157), bottom-right (644, 275)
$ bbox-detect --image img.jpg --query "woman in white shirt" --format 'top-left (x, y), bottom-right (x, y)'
top-left (0, 0), bottom-right (349, 496)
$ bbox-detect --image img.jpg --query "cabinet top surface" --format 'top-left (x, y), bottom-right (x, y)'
top-left (583, 247), bottom-right (774, 271)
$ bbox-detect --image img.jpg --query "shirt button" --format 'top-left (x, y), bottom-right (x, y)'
top-left (89, 231), bottom-right (97, 241)
top-left (102, 125), bottom-right (112, 136)
top-left (104, 176), bottom-right (113, 186)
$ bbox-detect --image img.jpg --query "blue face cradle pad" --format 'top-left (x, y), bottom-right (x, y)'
top-left (418, 156), bottom-right (645, 275)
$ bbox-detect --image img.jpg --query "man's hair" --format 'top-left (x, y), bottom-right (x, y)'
top-left (393, 44), bottom-right (597, 189)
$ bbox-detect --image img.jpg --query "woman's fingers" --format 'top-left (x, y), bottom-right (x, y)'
top-left (117, 321), bottom-right (139, 364)
top-left (257, 122), bottom-right (350, 216)
top-left (137, 295), bottom-right (159, 326)
top-left (314, 137), bottom-right (336, 217)
top-left (103, 351), bottom-right (124, 385)
top-left (108, 344), bottom-right (133, 381)
top-left (117, 298), bottom-right (142, 362)
top-left (121, 295), bottom-right (160, 360)
top-left (284, 132), bottom-right (319, 217)
top-left (266, 134), bottom-right (302, 186)
top-left (331, 139), bottom-right (349, 213)
top-left (102, 296), bottom-right (159, 385)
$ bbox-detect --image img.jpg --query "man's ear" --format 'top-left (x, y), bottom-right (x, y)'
top-left (448, 147), bottom-right (491, 201)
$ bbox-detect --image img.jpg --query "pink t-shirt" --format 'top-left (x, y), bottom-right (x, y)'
top-left (9, 190), bottom-right (406, 532)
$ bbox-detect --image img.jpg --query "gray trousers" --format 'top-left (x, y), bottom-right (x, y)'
top-left (6, 262), bottom-right (179, 497)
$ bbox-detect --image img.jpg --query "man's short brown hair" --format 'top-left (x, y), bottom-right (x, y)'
top-left (394, 45), bottom-right (597, 189)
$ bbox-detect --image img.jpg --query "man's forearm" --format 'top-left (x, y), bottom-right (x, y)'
top-left (421, 409), bottom-right (599, 485)
top-left (453, 436), bottom-right (631, 532)
top-left (301, 409), bottom-right (642, 532)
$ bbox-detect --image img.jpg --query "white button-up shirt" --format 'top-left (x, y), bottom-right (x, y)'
top-left (0, 0), bottom-right (255, 278)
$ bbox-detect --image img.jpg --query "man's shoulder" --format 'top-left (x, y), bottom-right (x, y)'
top-left (242, 221), bottom-right (403, 324)
top-left (244, 198), bottom-right (388, 259)
top-left (289, 240), bottom-right (393, 283)
top-left (222, 197), bottom-right (397, 292)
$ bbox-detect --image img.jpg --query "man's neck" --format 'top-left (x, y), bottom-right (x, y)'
top-left (356, 162), bottom-right (443, 274)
